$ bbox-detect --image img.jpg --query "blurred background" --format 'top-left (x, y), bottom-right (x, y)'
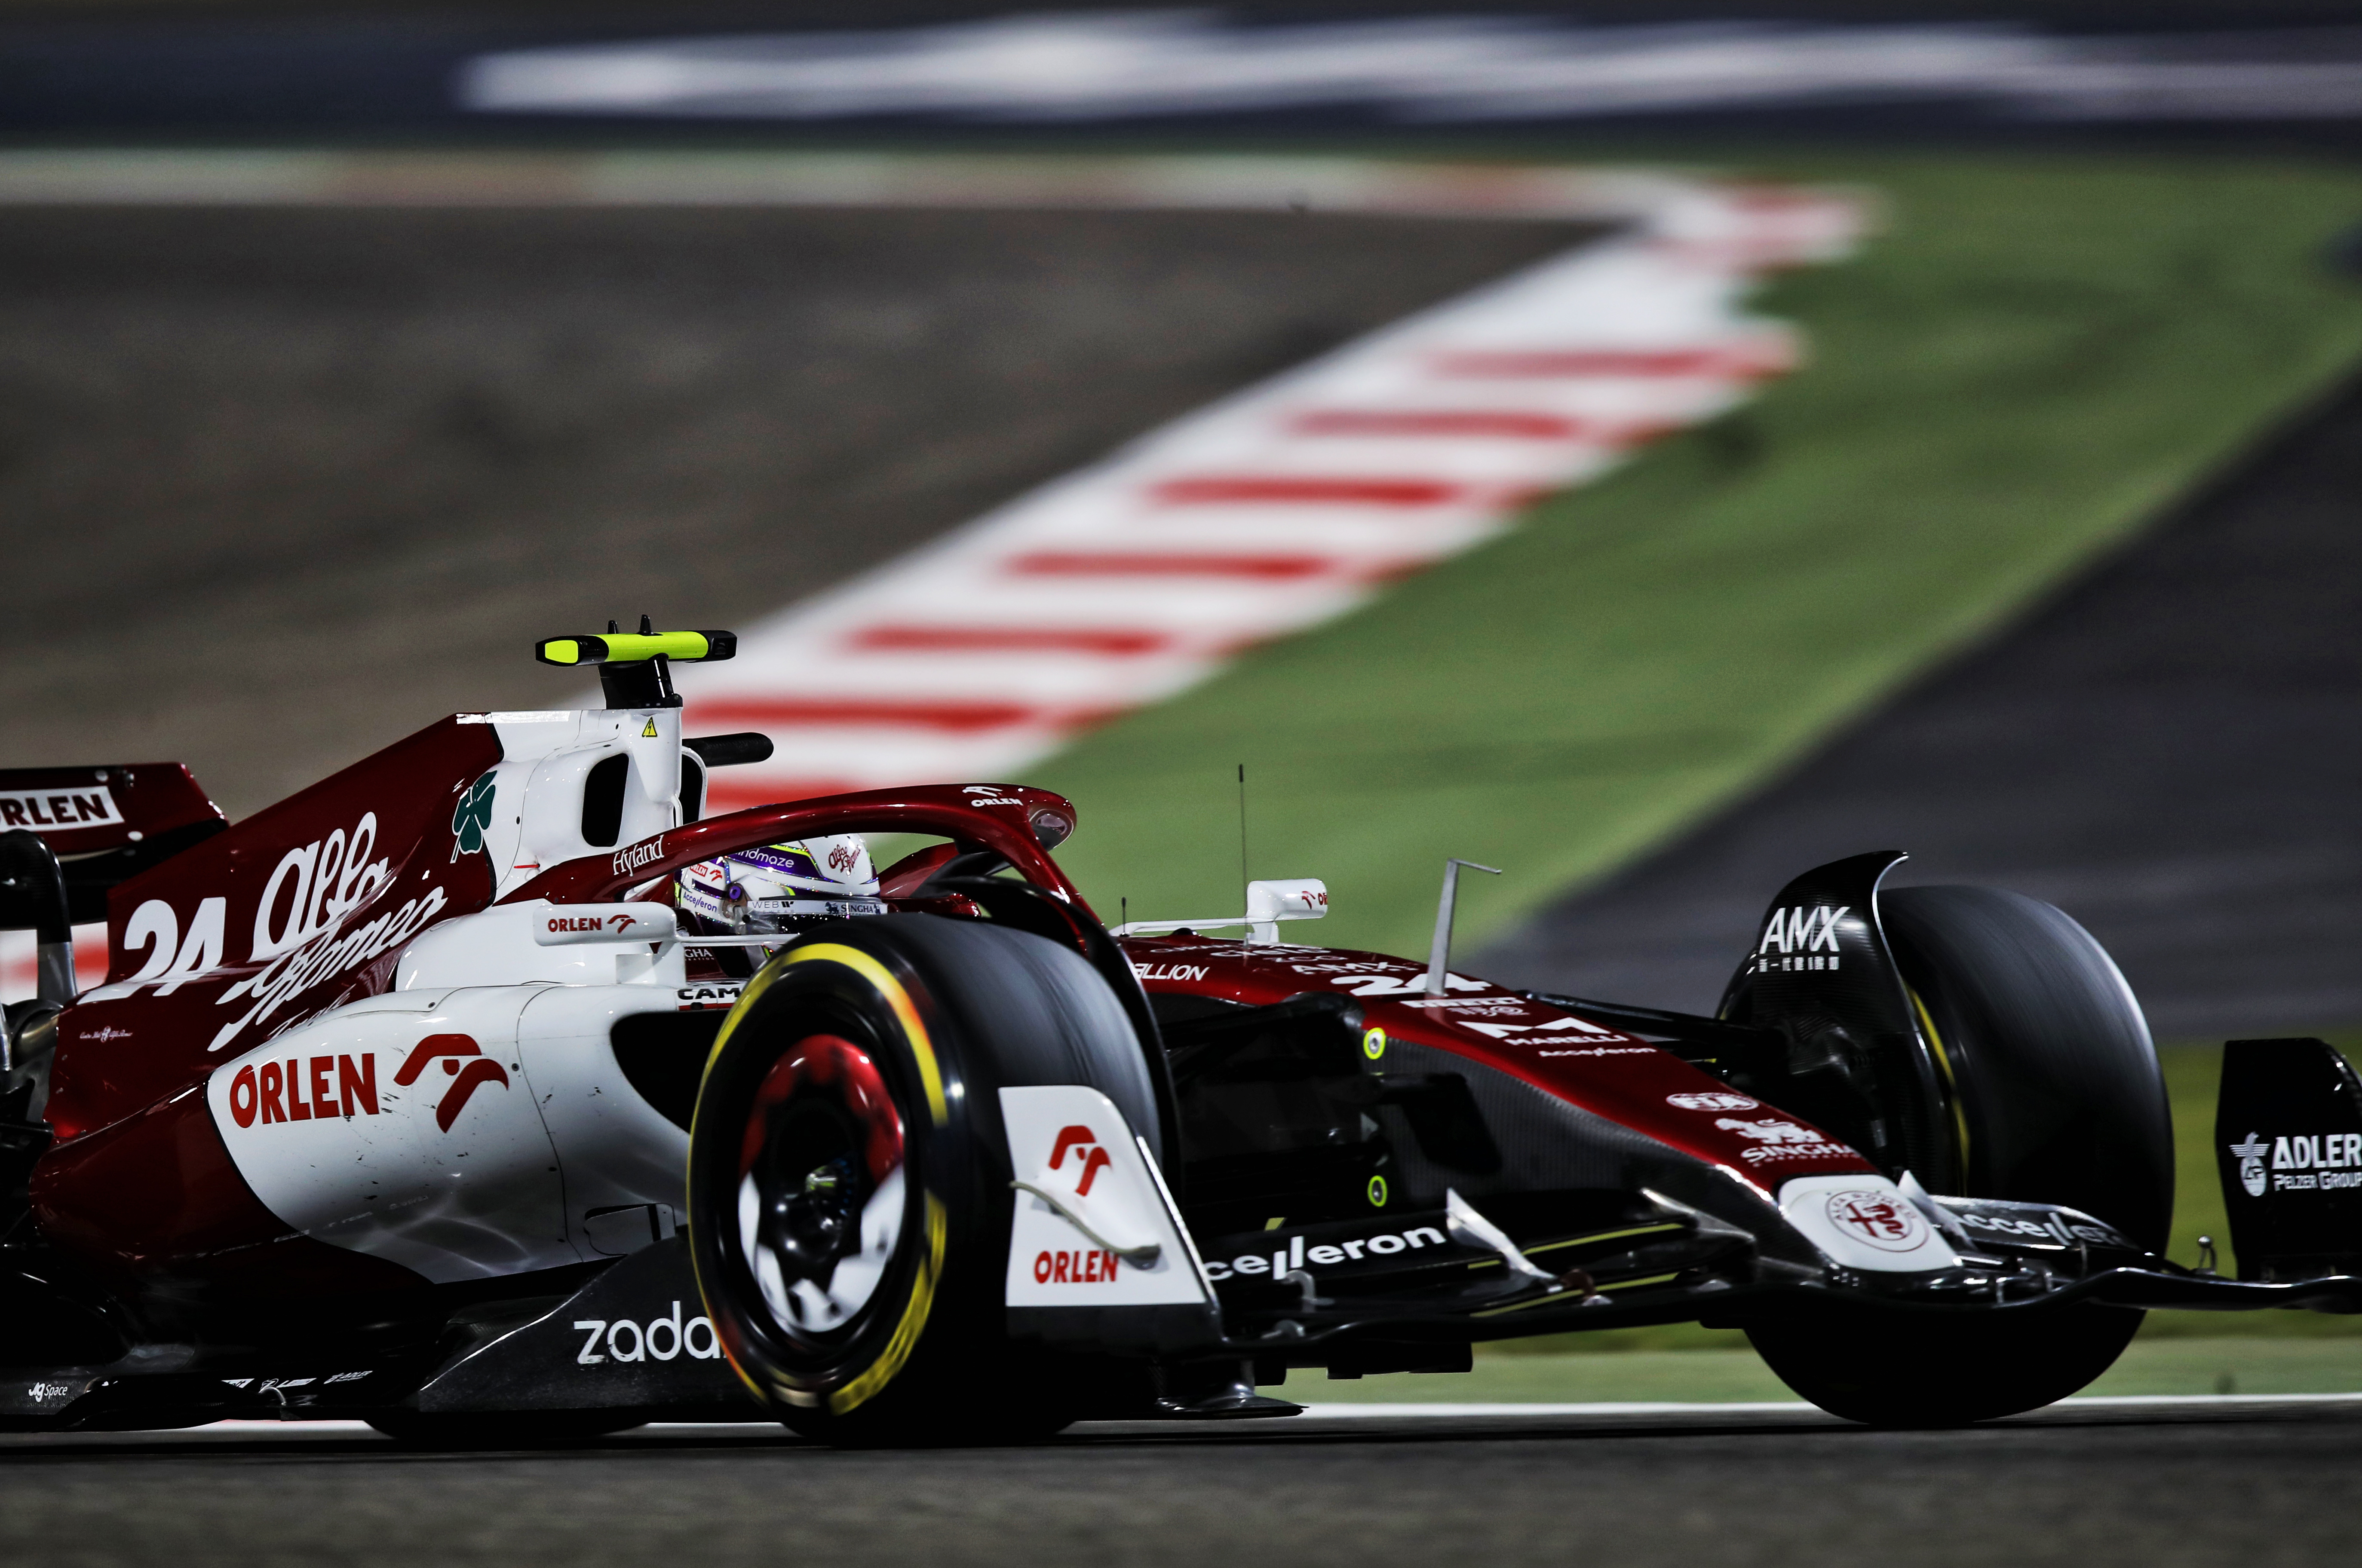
top-left (2, 0), bottom-right (2359, 1398)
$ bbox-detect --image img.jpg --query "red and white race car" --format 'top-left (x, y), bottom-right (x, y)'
top-left (1, 629), bottom-right (2355, 1444)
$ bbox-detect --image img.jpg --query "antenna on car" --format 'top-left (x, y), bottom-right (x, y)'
top-left (1425, 858), bottom-right (1502, 996)
top-left (534, 619), bottom-right (739, 710)
top-left (1236, 763), bottom-right (1249, 899)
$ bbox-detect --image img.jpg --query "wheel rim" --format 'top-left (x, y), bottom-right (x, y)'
top-left (733, 1033), bottom-right (908, 1344)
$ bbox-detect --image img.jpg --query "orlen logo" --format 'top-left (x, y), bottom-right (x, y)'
top-left (1030, 1125), bottom-right (1119, 1287)
top-left (1048, 1124), bottom-right (1112, 1197)
top-left (611, 836), bottom-right (666, 879)
top-left (549, 913), bottom-right (640, 934)
top-left (0, 785), bottom-right (120, 831)
top-left (1825, 1189), bottom-right (1929, 1252)
top-left (226, 1033), bottom-right (508, 1135)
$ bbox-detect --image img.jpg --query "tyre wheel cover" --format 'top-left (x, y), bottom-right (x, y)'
top-left (733, 1033), bottom-right (907, 1341)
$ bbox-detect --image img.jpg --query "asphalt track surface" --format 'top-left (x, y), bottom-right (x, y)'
top-left (0, 204), bottom-right (1588, 812)
top-left (1476, 375), bottom-right (2362, 1042)
top-left (1, 1400), bottom-right (2356, 1567)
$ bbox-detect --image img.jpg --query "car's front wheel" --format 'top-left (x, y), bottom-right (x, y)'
top-left (1748, 885), bottom-right (2166, 1426)
top-left (685, 915), bottom-right (1160, 1447)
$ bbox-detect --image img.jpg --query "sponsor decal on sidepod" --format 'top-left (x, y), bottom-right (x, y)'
top-left (1000, 1084), bottom-right (1205, 1308)
top-left (224, 1033), bottom-right (508, 1135)
top-left (1201, 1222), bottom-right (1450, 1283)
top-left (573, 1302), bottom-right (724, 1366)
top-left (2230, 1130), bottom-right (2362, 1193)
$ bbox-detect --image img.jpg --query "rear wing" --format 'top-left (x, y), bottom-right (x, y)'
top-left (0, 764), bottom-right (226, 925)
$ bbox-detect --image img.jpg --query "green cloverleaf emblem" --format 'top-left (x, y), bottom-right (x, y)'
top-left (451, 771), bottom-right (498, 858)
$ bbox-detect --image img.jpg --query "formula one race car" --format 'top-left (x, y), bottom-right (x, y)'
top-left (2, 629), bottom-right (2357, 1444)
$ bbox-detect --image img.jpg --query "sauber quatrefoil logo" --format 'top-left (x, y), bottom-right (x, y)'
top-left (1048, 1124), bottom-right (1111, 1197)
top-left (396, 1033), bottom-right (511, 1132)
top-left (451, 771), bottom-right (498, 859)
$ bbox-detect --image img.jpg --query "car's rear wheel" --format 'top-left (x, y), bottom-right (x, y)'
top-left (1747, 885), bottom-right (2167, 1426)
top-left (685, 915), bottom-right (1160, 1447)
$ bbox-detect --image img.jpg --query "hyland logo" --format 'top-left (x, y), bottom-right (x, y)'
top-left (1752, 904), bottom-right (1849, 974)
top-left (1826, 1188), bottom-right (1928, 1251)
top-left (1047, 1125), bottom-right (1112, 1198)
top-left (2242, 1130), bottom-right (2362, 1192)
top-left (611, 836), bottom-right (666, 879)
top-left (1669, 1091), bottom-right (1759, 1112)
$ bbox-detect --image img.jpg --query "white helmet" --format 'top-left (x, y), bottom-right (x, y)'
top-left (678, 835), bottom-right (883, 934)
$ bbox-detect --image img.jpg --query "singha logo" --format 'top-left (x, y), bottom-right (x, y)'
top-left (1716, 1116), bottom-right (1826, 1145)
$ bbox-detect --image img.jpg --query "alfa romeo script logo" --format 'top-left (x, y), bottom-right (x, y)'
top-left (1825, 1189), bottom-right (1928, 1251)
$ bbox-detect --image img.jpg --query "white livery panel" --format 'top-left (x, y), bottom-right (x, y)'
top-left (999, 1084), bottom-right (1207, 1308)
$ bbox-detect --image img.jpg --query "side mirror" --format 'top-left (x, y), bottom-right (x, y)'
top-left (1246, 879), bottom-right (1328, 943)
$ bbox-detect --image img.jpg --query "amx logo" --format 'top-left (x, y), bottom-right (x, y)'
top-left (1753, 905), bottom-right (1849, 973)
top-left (1048, 1125), bottom-right (1111, 1197)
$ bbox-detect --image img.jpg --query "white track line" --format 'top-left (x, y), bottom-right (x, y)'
top-left (651, 164), bottom-right (1863, 810)
top-left (81, 1391), bottom-right (2362, 1441)
top-left (0, 156), bottom-right (1860, 998)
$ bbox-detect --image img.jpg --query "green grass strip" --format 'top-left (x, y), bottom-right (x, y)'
top-left (1039, 153), bottom-right (2362, 960)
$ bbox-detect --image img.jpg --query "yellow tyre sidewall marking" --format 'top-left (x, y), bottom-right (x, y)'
top-left (1908, 985), bottom-right (1972, 1178)
top-left (687, 940), bottom-right (953, 1411)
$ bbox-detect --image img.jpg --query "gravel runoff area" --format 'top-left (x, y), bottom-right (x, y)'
top-left (0, 1400), bottom-right (2355, 1568)
top-left (0, 203), bottom-right (1591, 814)
top-left (1475, 376), bottom-right (2362, 1043)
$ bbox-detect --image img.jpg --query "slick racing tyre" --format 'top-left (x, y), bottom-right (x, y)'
top-left (1749, 885), bottom-right (2167, 1426)
top-left (1882, 885), bottom-right (2173, 1251)
top-left (685, 915), bottom-right (1160, 1448)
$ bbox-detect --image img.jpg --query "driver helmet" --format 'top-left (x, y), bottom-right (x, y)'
top-left (678, 834), bottom-right (882, 935)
